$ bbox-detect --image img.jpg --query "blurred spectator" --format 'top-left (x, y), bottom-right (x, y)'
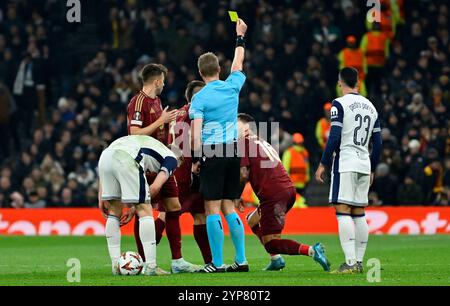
top-left (315, 103), bottom-right (332, 151)
top-left (9, 191), bottom-right (25, 209)
top-left (371, 163), bottom-right (399, 205)
top-left (396, 176), bottom-right (424, 205)
top-left (0, 176), bottom-right (13, 207)
top-left (61, 187), bottom-right (75, 207)
top-left (0, 83), bottom-right (14, 160)
top-left (24, 190), bottom-right (46, 208)
top-left (282, 133), bottom-right (310, 196)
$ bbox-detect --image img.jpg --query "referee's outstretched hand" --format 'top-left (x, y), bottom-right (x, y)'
top-left (236, 18), bottom-right (247, 36)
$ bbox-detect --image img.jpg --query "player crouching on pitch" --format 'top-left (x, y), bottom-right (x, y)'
top-left (237, 114), bottom-right (331, 272)
top-left (98, 135), bottom-right (183, 276)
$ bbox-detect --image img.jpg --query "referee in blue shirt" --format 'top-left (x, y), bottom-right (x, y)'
top-left (190, 19), bottom-right (248, 273)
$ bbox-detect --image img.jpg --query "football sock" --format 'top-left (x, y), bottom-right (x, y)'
top-left (105, 215), bottom-right (121, 263)
top-left (133, 215), bottom-right (145, 261)
top-left (139, 216), bottom-right (157, 268)
top-left (193, 224), bottom-right (212, 264)
top-left (353, 214), bottom-right (369, 263)
top-left (337, 213), bottom-right (357, 266)
top-left (225, 212), bottom-right (247, 264)
top-left (206, 214), bottom-right (224, 267)
top-left (264, 239), bottom-right (311, 256)
top-left (165, 211), bottom-right (182, 260)
top-left (155, 217), bottom-right (166, 245)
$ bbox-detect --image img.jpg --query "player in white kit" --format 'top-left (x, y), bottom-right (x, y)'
top-left (98, 135), bottom-right (180, 276)
top-left (315, 68), bottom-right (382, 274)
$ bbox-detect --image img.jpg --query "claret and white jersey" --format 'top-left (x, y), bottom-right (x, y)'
top-left (330, 93), bottom-right (380, 175)
top-left (98, 135), bottom-right (178, 204)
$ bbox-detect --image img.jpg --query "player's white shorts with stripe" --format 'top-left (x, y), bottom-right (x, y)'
top-left (329, 171), bottom-right (370, 207)
top-left (98, 149), bottom-right (150, 205)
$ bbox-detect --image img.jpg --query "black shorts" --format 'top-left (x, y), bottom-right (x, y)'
top-left (200, 143), bottom-right (241, 201)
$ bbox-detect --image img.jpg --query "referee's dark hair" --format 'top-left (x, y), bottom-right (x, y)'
top-left (185, 80), bottom-right (205, 103)
top-left (339, 67), bottom-right (359, 88)
top-left (140, 63), bottom-right (168, 84)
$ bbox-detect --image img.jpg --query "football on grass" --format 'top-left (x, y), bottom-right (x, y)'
top-left (118, 252), bottom-right (143, 275)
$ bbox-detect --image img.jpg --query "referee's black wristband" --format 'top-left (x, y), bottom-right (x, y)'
top-left (236, 35), bottom-right (246, 48)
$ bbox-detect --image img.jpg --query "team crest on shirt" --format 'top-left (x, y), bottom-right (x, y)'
top-left (133, 111), bottom-right (142, 121)
top-left (330, 106), bottom-right (338, 119)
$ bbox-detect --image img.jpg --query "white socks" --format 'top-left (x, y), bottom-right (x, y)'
top-left (105, 216), bottom-right (121, 263)
top-left (353, 215), bottom-right (369, 263)
top-left (139, 216), bottom-right (157, 269)
top-left (337, 214), bottom-right (357, 266)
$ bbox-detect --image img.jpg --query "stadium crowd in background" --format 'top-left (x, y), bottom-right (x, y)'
top-left (0, 0), bottom-right (449, 208)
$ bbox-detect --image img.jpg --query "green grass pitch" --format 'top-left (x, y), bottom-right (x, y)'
top-left (1, 235), bottom-right (449, 286)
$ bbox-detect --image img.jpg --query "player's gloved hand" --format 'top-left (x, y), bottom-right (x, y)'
top-left (160, 106), bottom-right (178, 124)
top-left (99, 200), bottom-right (110, 220)
top-left (315, 163), bottom-right (326, 184)
top-left (120, 206), bottom-right (136, 227)
top-left (236, 18), bottom-right (247, 36)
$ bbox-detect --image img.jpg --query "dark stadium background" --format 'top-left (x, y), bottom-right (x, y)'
top-left (0, 0), bottom-right (448, 209)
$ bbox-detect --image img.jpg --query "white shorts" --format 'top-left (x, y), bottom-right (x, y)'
top-left (329, 171), bottom-right (370, 207)
top-left (98, 149), bottom-right (150, 205)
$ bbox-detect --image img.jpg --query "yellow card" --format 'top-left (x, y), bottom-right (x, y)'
top-left (228, 11), bottom-right (238, 22)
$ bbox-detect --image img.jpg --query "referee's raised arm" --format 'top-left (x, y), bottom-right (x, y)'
top-left (231, 19), bottom-right (248, 73)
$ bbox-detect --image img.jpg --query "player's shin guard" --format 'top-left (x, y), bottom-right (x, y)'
top-left (139, 216), bottom-right (157, 268)
top-left (133, 216), bottom-right (145, 261)
top-left (337, 213), bottom-right (357, 266)
top-left (155, 217), bottom-right (165, 245)
top-left (353, 214), bottom-right (369, 263)
top-left (225, 212), bottom-right (247, 264)
top-left (206, 214), bottom-right (224, 267)
top-left (193, 224), bottom-right (212, 264)
top-left (165, 211), bottom-right (182, 260)
top-left (105, 215), bottom-right (121, 263)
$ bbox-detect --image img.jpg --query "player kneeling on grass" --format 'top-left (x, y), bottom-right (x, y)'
top-left (237, 114), bottom-right (330, 272)
top-left (98, 135), bottom-right (182, 276)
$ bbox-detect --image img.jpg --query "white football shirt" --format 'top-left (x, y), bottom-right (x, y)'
top-left (107, 135), bottom-right (177, 175)
top-left (330, 93), bottom-right (380, 174)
